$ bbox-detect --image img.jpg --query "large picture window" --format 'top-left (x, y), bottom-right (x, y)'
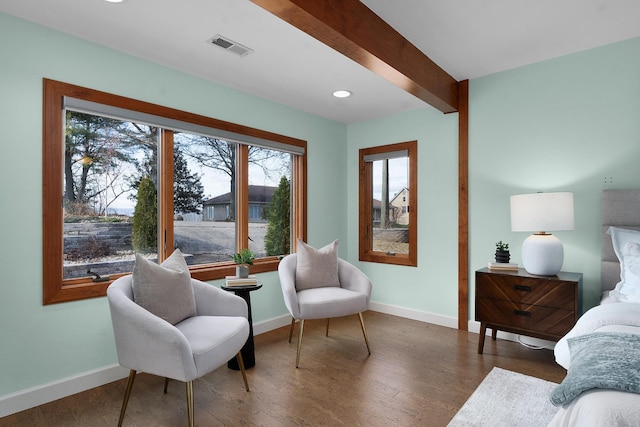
top-left (43, 79), bottom-right (307, 304)
top-left (358, 141), bottom-right (417, 266)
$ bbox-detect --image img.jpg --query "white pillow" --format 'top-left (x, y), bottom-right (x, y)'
top-left (607, 226), bottom-right (640, 303)
top-left (295, 239), bottom-right (340, 291)
top-left (132, 248), bottom-right (196, 324)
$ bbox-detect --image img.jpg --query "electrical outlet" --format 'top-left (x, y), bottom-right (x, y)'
top-left (604, 176), bottom-right (614, 184)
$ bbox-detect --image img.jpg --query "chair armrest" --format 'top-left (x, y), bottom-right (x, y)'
top-left (191, 279), bottom-right (248, 319)
top-left (107, 279), bottom-right (197, 381)
top-left (278, 254), bottom-right (301, 319)
top-left (338, 259), bottom-right (372, 305)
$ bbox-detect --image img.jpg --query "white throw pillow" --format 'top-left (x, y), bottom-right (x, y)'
top-left (132, 248), bottom-right (196, 324)
top-left (608, 226), bottom-right (640, 303)
top-left (295, 239), bottom-right (340, 291)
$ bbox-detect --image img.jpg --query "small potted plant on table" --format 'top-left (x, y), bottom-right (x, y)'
top-left (495, 241), bottom-right (510, 263)
top-left (232, 248), bottom-right (255, 278)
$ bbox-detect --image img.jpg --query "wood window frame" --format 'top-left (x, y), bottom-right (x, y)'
top-left (358, 140), bottom-right (417, 266)
top-left (43, 78), bottom-right (307, 304)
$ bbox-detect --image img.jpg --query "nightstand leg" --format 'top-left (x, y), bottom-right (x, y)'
top-left (478, 323), bottom-right (487, 354)
top-left (491, 328), bottom-right (497, 341)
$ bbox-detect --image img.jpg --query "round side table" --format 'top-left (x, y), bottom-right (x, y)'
top-left (221, 284), bottom-right (262, 370)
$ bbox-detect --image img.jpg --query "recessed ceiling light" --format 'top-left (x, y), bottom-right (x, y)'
top-left (332, 90), bottom-right (352, 98)
top-left (104, 0), bottom-right (124, 3)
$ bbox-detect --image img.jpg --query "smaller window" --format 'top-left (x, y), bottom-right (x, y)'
top-left (358, 141), bottom-right (417, 266)
top-left (249, 205), bottom-right (261, 220)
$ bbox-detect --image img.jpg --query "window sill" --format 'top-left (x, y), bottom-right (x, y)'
top-left (46, 257), bottom-right (282, 305)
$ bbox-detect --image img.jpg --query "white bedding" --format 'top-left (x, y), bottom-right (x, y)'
top-left (553, 302), bottom-right (640, 369)
top-left (548, 389), bottom-right (640, 427)
top-left (549, 302), bottom-right (640, 426)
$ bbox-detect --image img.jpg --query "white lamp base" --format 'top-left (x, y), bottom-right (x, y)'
top-left (521, 233), bottom-right (564, 276)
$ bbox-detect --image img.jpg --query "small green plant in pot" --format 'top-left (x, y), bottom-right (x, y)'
top-left (495, 241), bottom-right (510, 263)
top-left (232, 248), bottom-right (255, 278)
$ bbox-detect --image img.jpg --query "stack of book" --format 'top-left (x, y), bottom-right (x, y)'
top-left (487, 262), bottom-right (519, 271)
top-left (225, 275), bottom-right (258, 286)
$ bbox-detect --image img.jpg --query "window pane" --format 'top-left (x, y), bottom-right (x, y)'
top-left (174, 133), bottom-right (236, 265)
top-left (248, 147), bottom-right (292, 257)
top-left (371, 156), bottom-right (409, 254)
top-left (63, 111), bottom-right (158, 279)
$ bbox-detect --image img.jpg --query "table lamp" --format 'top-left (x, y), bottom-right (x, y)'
top-left (510, 192), bottom-right (574, 276)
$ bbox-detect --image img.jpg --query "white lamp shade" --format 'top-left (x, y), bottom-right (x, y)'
top-left (510, 192), bottom-right (574, 276)
top-left (510, 192), bottom-right (574, 232)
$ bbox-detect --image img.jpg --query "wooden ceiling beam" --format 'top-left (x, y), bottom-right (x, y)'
top-left (251, 0), bottom-right (459, 113)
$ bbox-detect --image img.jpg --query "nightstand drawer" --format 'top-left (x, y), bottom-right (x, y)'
top-left (476, 272), bottom-right (575, 310)
top-left (476, 298), bottom-right (575, 338)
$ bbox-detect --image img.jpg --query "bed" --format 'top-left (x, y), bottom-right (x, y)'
top-left (548, 189), bottom-right (640, 426)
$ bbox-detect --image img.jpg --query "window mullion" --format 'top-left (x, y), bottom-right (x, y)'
top-left (159, 129), bottom-right (175, 262)
top-left (236, 144), bottom-right (249, 250)
top-left (292, 153), bottom-right (307, 251)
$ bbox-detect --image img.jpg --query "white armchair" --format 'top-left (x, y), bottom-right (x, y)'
top-left (107, 275), bottom-right (250, 427)
top-left (278, 253), bottom-right (372, 367)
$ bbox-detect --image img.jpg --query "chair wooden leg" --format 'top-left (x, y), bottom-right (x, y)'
top-left (325, 318), bottom-right (330, 337)
top-left (288, 317), bottom-right (295, 343)
top-left (358, 312), bottom-right (371, 355)
top-left (186, 380), bottom-right (194, 427)
top-left (117, 369), bottom-right (136, 427)
top-left (236, 352), bottom-right (250, 391)
top-left (296, 319), bottom-right (305, 368)
top-left (163, 377), bottom-right (170, 394)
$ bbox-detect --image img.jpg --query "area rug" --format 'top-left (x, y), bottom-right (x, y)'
top-left (447, 367), bottom-right (559, 427)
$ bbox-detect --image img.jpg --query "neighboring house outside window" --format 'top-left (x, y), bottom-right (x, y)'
top-left (390, 188), bottom-right (410, 225)
top-left (203, 185), bottom-right (276, 222)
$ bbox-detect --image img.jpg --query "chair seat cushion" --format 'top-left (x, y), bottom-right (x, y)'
top-left (176, 316), bottom-right (249, 377)
top-left (297, 287), bottom-right (367, 319)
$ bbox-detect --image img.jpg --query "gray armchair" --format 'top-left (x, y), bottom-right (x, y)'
top-left (278, 253), bottom-right (372, 367)
top-left (107, 275), bottom-right (250, 427)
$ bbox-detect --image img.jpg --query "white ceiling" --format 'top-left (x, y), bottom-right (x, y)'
top-left (1, 0), bottom-right (640, 123)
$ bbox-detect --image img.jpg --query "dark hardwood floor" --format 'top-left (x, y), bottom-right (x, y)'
top-left (1, 311), bottom-right (566, 426)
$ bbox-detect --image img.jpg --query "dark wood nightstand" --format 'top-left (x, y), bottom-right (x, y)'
top-left (475, 267), bottom-right (582, 354)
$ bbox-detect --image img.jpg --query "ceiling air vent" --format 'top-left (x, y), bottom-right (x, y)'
top-left (207, 35), bottom-right (253, 57)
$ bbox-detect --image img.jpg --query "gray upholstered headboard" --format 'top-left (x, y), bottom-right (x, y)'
top-left (601, 189), bottom-right (640, 292)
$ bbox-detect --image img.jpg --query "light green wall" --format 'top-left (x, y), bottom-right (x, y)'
top-left (0, 13), bottom-right (346, 396)
top-left (347, 109), bottom-right (460, 317)
top-left (2, 9), bottom-right (640, 402)
top-left (469, 36), bottom-right (640, 312)
top-left (347, 36), bottom-right (640, 323)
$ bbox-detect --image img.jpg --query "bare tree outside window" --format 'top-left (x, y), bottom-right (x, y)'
top-left (63, 112), bottom-right (159, 279)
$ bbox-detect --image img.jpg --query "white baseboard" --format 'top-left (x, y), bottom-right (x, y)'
top-left (0, 307), bottom-right (490, 417)
top-left (0, 315), bottom-right (292, 417)
top-left (369, 301), bottom-right (459, 329)
top-left (0, 364), bottom-right (129, 418)
top-left (253, 313), bottom-right (291, 335)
